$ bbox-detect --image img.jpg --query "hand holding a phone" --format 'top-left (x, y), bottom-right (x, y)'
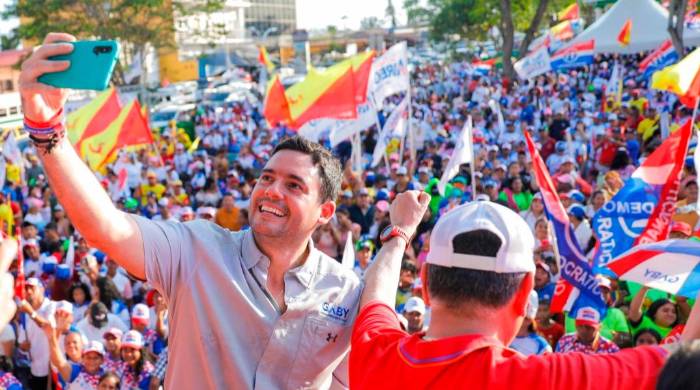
top-left (19, 33), bottom-right (76, 123)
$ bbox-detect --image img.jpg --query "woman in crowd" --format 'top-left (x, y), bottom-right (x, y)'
top-left (45, 322), bottom-right (105, 390)
top-left (115, 331), bottom-right (155, 390)
top-left (629, 286), bottom-right (681, 339)
top-left (69, 282), bottom-right (93, 323)
top-left (498, 176), bottom-right (533, 212)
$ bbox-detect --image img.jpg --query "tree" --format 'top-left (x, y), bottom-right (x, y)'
top-left (516, 0), bottom-right (549, 58)
top-left (403, 0), bottom-right (431, 26)
top-left (499, 0), bottom-right (515, 78)
top-left (361, 16), bottom-right (383, 29)
top-left (668, 0), bottom-right (688, 56)
top-left (0, 29), bottom-right (19, 50)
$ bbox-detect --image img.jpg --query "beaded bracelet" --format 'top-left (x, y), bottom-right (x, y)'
top-left (23, 109), bottom-right (66, 154)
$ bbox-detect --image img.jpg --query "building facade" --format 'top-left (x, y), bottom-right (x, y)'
top-left (246, 0), bottom-right (297, 35)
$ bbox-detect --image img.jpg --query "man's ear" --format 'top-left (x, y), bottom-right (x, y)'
top-left (318, 201), bottom-right (336, 225)
top-left (511, 273), bottom-right (534, 318)
top-left (421, 265), bottom-right (431, 307)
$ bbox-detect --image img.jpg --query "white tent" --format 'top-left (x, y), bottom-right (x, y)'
top-left (564, 0), bottom-right (700, 54)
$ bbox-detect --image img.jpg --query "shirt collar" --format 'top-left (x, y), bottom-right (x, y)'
top-left (398, 333), bottom-right (503, 367)
top-left (241, 230), bottom-right (320, 289)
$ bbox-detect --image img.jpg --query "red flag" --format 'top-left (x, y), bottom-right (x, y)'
top-left (118, 167), bottom-right (128, 193)
top-left (14, 227), bottom-right (24, 300)
top-left (617, 19), bottom-right (632, 47)
top-left (263, 74), bottom-right (292, 127)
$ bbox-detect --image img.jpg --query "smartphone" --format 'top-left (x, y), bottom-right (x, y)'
top-left (38, 40), bottom-right (120, 91)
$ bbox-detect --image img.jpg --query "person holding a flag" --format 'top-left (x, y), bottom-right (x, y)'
top-left (19, 32), bottom-right (366, 389)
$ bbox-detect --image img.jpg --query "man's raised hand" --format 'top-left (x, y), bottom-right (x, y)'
top-left (389, 190), bottom-right (431, 239)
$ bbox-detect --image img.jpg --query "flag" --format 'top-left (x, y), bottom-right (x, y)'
top-left (617, 19), bottom-right (632, 47)
top-left (2, 130), bottom-right (21, 165)
top-left (528, 35), bottom-right (551, 54)
top-left (551, 20), bottom-right (575, 41)
top-left (550, 40), bottom-right (595, 70)
top-left (368, 42), bottom-right (409, 109)
top-left (67, 88), bottom-right (122, 152)
top-left (329, 102), bottom-right (378, 147)
top-left (349, 50), bottom-right (375, 105)
top-left (558, 3), bottom-right (579, 21)
top-left (514, 45), bottom-right (552, 80)
top-left (606, 62), bottom-right (624, 105)
top-left (473, 58), bottom-right (495, 75)
top-left (651, 47), bottom-right (700, 108)
top-left (438, 117), bottom-right (473, 196)
top-left (592, 120), bottom-right (692, 273)
top-left (64, 236), bottom-right (75, 278)
top-left (524, 131), bottom-right (608, 318)
top-left (262, 74), bottom-right (292, 127)
top-left (372, 97), bottom-right (408, 167)
top-left (80, 100), bottom-right (154, 172)
top-left (258, 46), bottom-right (275, 73)
top-left (188, 136), bottom-right (201, 153)
top-left (285, 52), bottom-right (369, 128)
top-left (341, 233), bottom-right (355, 270)
top-left (640, 40), bottom-right (679, 79)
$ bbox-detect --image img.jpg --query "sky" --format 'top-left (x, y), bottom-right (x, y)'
top-left (0, 0), bottom-right (407, 37)
top-left (296, 0), bottom-right (407, 31)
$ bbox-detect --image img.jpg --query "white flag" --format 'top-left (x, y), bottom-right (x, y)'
top-left (513, 45), bottom-right (551, 80)
top-left (64, 236), bottom-right (75, 277)
top-left (341, 233), bottom-right (355, 270)
top-left (329, 102), bottom-right (377, 147)
top-left (372, 97), bottom-right (409, 167)
top-left (298, 118), bottom-right (337, 143)
top-left (438, 117), bottom-right (474, 196)
top-left (368, 42), bottom-right (410, 109)
top-left (607, 63), bottom-right (623, 103)
top-left (488, 99), bottom-right (506, 137)
top-left (3, 131), bottom-right (21, 164)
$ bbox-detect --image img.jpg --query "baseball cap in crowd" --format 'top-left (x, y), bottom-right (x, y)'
top-left (396, 167), bottom-right (408, 175)
top-left (555, 141), bottom-right (567, 152)
top-left (26, 277), bottom-right (43, 288)
top-left (358, 188), bottom-right (370, 196)
top-left (376, 189), bottom-right (390, 201)
top-left (356, 239), bottom-right (375, 253)
top-left (90, 303), bottom-right (110, 328)
top-left (180, 207), bottom-right (194, 217)
top-left (426, 201), bottom-right (535, 273)
top-left (535, 260), bottom-right (552, 278)
top-left (131, 303), bottom-right (150, 324)
top-left (575, 307), bottom-right (601, 327)
top-left (475, 194), bottom-right (490, 202)
top-left (23, 239), bottom-right (39, 249)
top-left (403, 297), bottom-right (426, 316)
top-left (596, 275), bottom-right (612, 290)
top-left (42, 256), bottom-right (58, 274)
top-left (533, 192), bottom-right (543, 200)
top-left (418, 166), bottom-right (431, 175)
top-left (104, 327), bottom-right (124, 340)
top-left (671, 221), bottom-right (692, 237)
top-left (83, 340), bottom-right (105, 357)
top-left (197, 207), bottom-right (216, 218)
top-left (56, 300), bottom-right (73, 315)
top-left (567, 204), bottom-right (586, 220)
top-left (342, 190), bottom-right (353, 198)
top-left (56, 264), bottom-right (71, 280)
top-left (121, 330), bottom-right (145, 349)
top-left (146, 171), bottom-right (157, 178)
top-left (526, 290), bottom-right (539, 320)
top-left (375, 200), bottom-right (390, 213)
top-left (568, 190), bottom-right (585, 203)
top-left (488, 145), bottom-right (499, 152)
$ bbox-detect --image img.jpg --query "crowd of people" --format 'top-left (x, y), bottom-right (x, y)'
top-left (2, 33), bottom-right (700, 389)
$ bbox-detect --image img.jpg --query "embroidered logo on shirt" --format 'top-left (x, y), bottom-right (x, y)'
top-left (319, 302), bottom-right (350, 324)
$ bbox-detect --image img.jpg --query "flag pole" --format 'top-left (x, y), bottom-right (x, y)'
top-left (468, 116), bottom-right (477, 200)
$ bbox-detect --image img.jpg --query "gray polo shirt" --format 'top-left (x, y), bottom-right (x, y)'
top-left (132, 215), bottom-right (362, 389)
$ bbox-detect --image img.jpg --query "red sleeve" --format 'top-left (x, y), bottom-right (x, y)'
top-left (520, 346), bottom-right (667, 390)
top-left (350, 301), bottom-right (407, 384)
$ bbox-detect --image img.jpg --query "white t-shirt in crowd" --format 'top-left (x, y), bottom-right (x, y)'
top-left (75, 314), bottom-right (128, 344)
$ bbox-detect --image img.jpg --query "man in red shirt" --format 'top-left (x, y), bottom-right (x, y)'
top-left (352, 193), bottom-right (700, 390)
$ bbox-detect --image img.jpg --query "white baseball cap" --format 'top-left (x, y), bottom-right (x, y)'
top-left (575, 307), bottom-right (601, 327)
top-left (83, 340), bottom-right (105, 356)
top-left (426, 201), bottom-right (535, 273)
top-left (403, 297), bottom-right (426, 315)
top-left (121, 330), bottom-right (144, 349)
top-left (131, 303), bottom-right (150, 322)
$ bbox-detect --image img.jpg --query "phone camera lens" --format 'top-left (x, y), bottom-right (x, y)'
top-left (93, 46), bottom-right (112, 55)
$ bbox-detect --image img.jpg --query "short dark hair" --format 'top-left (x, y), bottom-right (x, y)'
top-left (657, 340), bottom-right (700, 390)
top-left (427, 230), bottom-right (526, 309)
top-left (271, 136), bottom-right (342, 202)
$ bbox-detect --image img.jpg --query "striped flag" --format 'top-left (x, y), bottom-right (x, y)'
top-left (558, 3), bottom-right (579, 21)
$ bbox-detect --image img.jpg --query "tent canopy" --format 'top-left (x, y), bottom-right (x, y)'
top-left (563, 0), bottom-right (700, 54)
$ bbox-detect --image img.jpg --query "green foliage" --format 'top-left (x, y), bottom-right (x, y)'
top-left (404, 0), bottom-right (577, 41)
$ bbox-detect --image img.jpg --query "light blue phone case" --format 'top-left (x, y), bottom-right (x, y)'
top-left (38, 40), bottom-right (120, 91)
